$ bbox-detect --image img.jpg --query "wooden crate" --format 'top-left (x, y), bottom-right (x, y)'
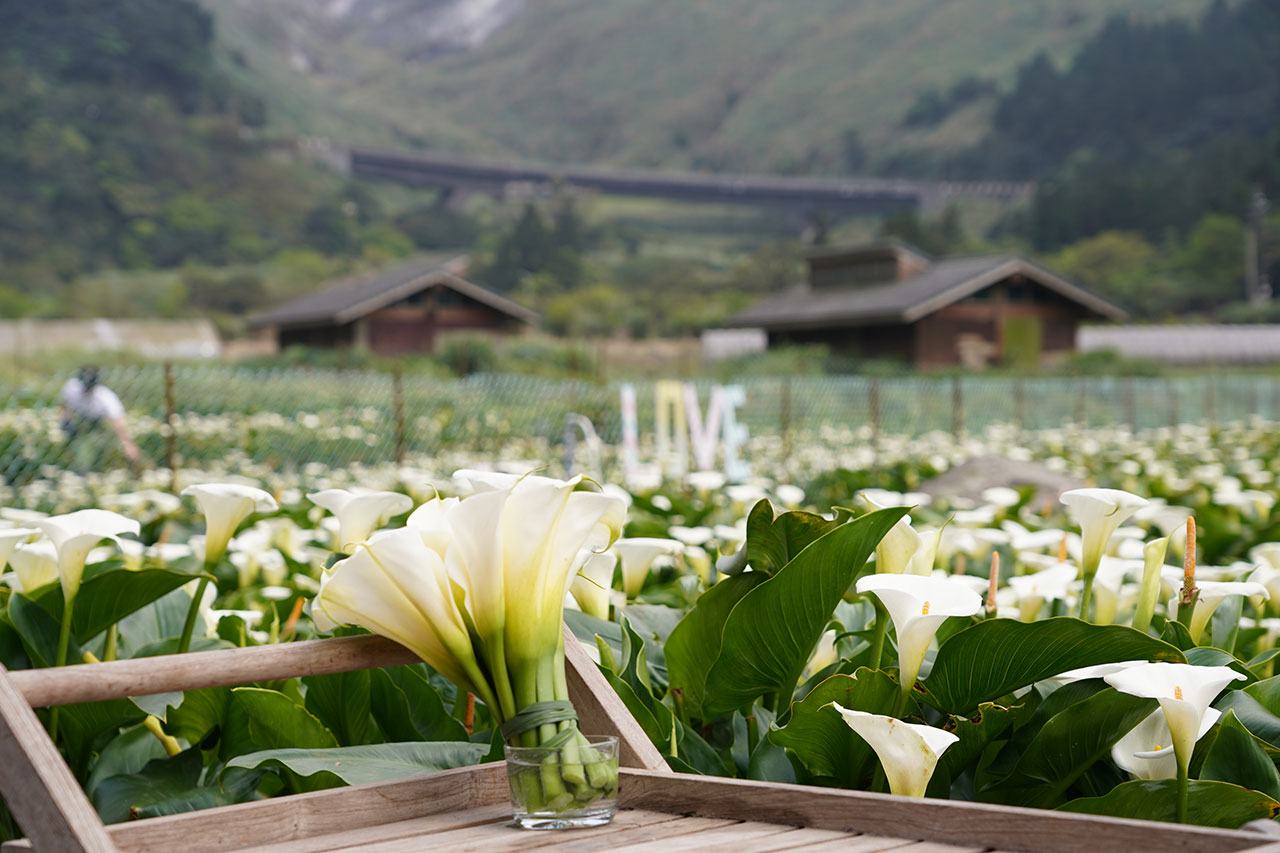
top-left (2, 627), bottom-right (1280, 853)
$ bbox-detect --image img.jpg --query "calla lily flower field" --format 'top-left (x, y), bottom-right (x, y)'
top-left (4, 418), bottom-right (1280, 839)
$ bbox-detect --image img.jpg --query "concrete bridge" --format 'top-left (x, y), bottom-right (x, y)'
top-left (339, 144), bottom-right (1032, 216)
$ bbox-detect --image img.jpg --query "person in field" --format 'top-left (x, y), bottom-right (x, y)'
top-left (60, 367), bottom-right (140, 471)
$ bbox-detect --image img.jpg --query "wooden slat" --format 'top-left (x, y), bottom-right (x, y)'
top-left (562, 623), bottom-right (668, 771)
top-left (345, 806), bottom-right (687, 853)
top-left (245, 804), bottom-right (512, 853)
top-left (892, 844), bottom-right (987, 853)
top-left (796, 839), bottom-right (922, 853)
top-left (605, 819), bottom-right (803, 852)
top-left (4, 762), bottom-right (511, 853)
top-left (748, 826), bottom-right (893, 852)
top-left (619, 768), bottom-right (1263, 853)
top-left (358, 814), bottom-right (741, 853)
top-left (0, 666), bottom-right (118, 853)
top-left (9, 635), bottom-right (419, 708)
top-left (522, 813), bottom-right (736, 853)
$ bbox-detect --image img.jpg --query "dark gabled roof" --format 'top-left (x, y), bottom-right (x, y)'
top-left (249, 256), bottom-right (538, 329)
top-left (726, 254), bottom-right (1126, 330)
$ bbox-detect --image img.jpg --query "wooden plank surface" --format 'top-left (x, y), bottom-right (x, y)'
top-left (246, 804), bottom-right (512, 853)
top-left (619, 767), bottom-right (1264, 853)
top-left (9, 635), bottom-right (419, 708)
top-left (0, 665), bottom-right (118, 853)
top-left (562, 623), bottom-right (669, 771)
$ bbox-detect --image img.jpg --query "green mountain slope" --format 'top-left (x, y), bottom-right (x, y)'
top-left (206, 0), bottom-right (1221, 175)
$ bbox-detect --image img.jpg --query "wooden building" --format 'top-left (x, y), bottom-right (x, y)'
top-left (250, 256), bottom-right (537, 356)
top-left (727, 242), bottom-right (1125, 368)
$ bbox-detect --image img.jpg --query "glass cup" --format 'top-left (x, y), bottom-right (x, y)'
top-left (504, 735), bottom-right (620, 829)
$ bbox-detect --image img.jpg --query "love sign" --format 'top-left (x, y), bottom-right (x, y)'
top-left (620, 382), bottom-right (748, 485)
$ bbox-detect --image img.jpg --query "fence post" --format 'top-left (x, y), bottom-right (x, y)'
top-left (780, 376), bottom-right (793, 469)
top-left (1168, 379), bottom-right (1179, 427)
top-left (1014, 377), bottom-right (1026, 429)
top-left (868, 377), bottom-right (881, 448)
top-left (1075, 379), bottom-right (1087, 425)
top-left (1205, 373), bottom-right (1216, 428)
top-left (1246, 377), bottom-right (1259, 420)
top-left (1124, 376), bottom-right (1136, 429)
top-left (163, 362), bottom-right (177, 493)
top-left (951, 375), bottom-right (963, 438)
top-left (392, 366), bottom-right (407, 466)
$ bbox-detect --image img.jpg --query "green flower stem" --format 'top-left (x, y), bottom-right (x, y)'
top-left (1077, 573), bottom-right (1095, 621)
top-left (868, 598), bottom-right (890, 671)
top-left (177, 575), bottom-right (211, 655)
top-left (48, 595), bottom-right (77, 742)
top-left (103, 623), bottom-right (119, 662)
top-left (893, 682), bottom-right (910, 718)
top-left (1176, 758), bottom-right (1189, 823)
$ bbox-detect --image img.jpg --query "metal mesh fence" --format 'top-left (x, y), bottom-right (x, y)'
top-left (2, 365), bottom-right (1278, 485)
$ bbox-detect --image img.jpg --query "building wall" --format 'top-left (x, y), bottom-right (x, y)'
top-left (365, 305), bottom-right (516, 355)
top-left (769, 323), bottom-right (915, 362)
top-left (913, 278), bottom-right (1085, 367)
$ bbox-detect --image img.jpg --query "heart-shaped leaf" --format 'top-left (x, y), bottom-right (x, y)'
top-left (925, 618), bottom-right (1185, 715)
top-left (1059, 779), bottom-right (1280, 827)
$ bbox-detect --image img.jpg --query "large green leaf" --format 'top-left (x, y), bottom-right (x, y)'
top-left (1059, 779), bottom-right (1280, 827)
top-left (665, 572), bottom-right (768, 720)
top-left (702, 508), bottom-right (907, 717)
top-left (983, 687), bottom-right (1155, 808)
top-left (769, 669), bottom-right (903, 788)
top-left (225, 742), bottom-right (489, 787)
top-left (8, 593), bottom-right (83, 668)
top-left (743, 500), bottom-right (840, 576)
top-left (937, 702), bottom-right (1020, 792)
top-left (1201, 711), bottom-right (1280, 800)
top-left (33, 567), bottom-right (202, 642)
top-left (115, 589), bottom-right (191, 659)
top-left (166, 687), bottom-right (231, 748)
top-left (92, 748), bottom-right (261, 824)
top-left (925, 618), bottom-right (1185, 715)
top-left (303, 670), bottom-right (381, 746)
top-left (85, 723), bottom-right (169, 799)
top-left (368, 666), bottom-right (468, 743)
top-left (231, 687), bottom-right (337, 751)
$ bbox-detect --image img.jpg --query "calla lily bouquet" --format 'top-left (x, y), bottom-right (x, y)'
top-left (315, 470), bottom-right (626, 814)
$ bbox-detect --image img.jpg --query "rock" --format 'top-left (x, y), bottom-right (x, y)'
top-left (918, 455), bottom-right (1085, 506)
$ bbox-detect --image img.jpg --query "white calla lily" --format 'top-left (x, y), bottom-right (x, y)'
top-left (1113, 707), bottom-right (1221, 780)
top-left (570, 551), bottom-right (617, 620)
top-left (828, 705), bottom-right (958, 797)
top-left (613, 537), bottom-right (684, 598)
top-left (1007, 562), bottom-right (1077, 621)
top-left (863, 494), bottom-right (920, 575)
top-left (182, 483), bottom-right (278, 565)
top-left (1059, 488), bottom-right (1148, 618)
top-left (6, 541), bottom-right (59, 594)
top-left (856, 573), bottom-right (983, 696)
top-left (35, 509), bottom-right (140, 603)
top-left (1185, 580), bottom-right (1269, 644)
top-left (406, 495), bottom-right (458, 559)
top-left (0, 527), bottom-right (37, 573)
top-left (1105, 662), bottom-right (1244, 797)
top-left (308, 489), bottom-right (414, 551)
top-left (317, 526), bottom-right (484, 698)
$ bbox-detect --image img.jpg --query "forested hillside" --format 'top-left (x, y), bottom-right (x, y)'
top-left (0, 1), bottom-right (325, 298)
top-left (961, 0), bottom-right (1280, 251)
